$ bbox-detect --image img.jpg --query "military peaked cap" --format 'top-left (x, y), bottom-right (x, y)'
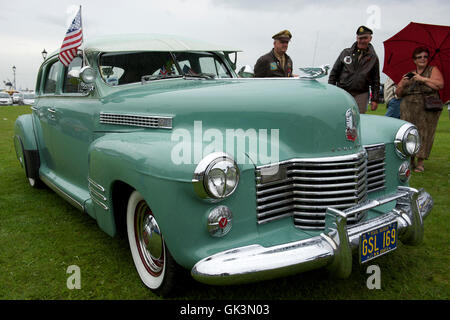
top-left (272, 30), bottom-right (292, 41)
top-left (356, 25), bottom-right (373, 36)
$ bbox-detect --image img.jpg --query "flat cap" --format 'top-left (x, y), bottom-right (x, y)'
top-left (356, 25), bottom-right (373, 36)
top-left (272, 30), bottom-right (292, 41)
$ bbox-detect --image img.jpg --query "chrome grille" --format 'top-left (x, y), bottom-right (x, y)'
top-left (99, 112), bottom-right (172, 129)
top-left (364, 144), bottom-right (386, 193)
top-left (256, 151), bottom-right (368, 230)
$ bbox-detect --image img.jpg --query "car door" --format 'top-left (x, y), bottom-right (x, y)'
top-left (49, 56), bottom-right (97, 192)
top-left (33, 58), bottom-right (62, 174)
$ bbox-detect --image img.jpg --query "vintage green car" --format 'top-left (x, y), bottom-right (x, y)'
top-left (14, 34), bottom-right (433, 296)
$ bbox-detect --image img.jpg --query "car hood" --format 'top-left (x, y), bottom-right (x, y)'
top-left (100, 79), bottom-right (362, 165)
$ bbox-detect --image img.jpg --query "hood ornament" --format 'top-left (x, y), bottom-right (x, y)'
top-left (299, 64), bottom-right (330, 80)
top-left (345, 108), bottom-right (357, 142)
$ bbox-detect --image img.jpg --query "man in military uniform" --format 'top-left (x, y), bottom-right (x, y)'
top-left (254, 30), bottom-right (294, 78)
top-left (328, 26), bottom-right (380, 113)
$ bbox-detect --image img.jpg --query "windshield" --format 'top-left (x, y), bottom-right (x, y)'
top-left (24, 93), bottom-right (35, 99)
top-left (99, 51), bottom-right (232, 86)
top-left (0, 93), bottom-right (10, 98)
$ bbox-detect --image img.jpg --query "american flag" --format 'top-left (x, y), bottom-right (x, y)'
top-left (59, 6), bottom-right (83, 67)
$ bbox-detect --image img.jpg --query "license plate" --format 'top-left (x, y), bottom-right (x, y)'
top-left (359, 222), bottom-right (397, 263)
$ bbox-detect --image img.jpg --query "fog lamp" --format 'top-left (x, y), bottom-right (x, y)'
top-left (207, 206), bottom-right (232, 237)
top-left (398, 161), bottom-right (411, 183)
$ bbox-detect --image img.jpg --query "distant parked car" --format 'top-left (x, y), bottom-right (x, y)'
top-left (22, 92), bottom-right (36, 105)
top-left (0, 92), bottom-right (13, 105)
top-left (12, 92), bottom-right (24, 105)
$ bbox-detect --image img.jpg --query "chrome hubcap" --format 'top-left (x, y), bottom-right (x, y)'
top-left (135, 201), bottom-right (164, 276)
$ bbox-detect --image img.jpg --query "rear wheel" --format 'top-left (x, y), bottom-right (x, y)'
top-left (126, 190), bottom-right (178, 296)
top-left (14, 136), bottom-right (43, 188)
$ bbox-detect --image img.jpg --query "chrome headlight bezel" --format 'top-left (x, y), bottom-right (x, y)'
top-left (394, 123), bottom-right (421, 158)
top-left (192, 152), bottom-right (240, 200)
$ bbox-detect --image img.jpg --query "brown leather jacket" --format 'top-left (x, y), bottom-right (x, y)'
top-left (328, 43), bottom-right (380, 102)
top-left (254, 49), bottom-right (293, 77)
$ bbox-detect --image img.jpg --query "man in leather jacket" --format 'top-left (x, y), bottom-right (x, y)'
top-left (254, 30), bottom-right (294, 78)
top-left (328, 26), bottom-right (380, 113)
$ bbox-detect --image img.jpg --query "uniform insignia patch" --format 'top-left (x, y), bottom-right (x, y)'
top-left (344, 56), bottom-right (352, 64)
top-left (270, 62), bottom-right (278, 70)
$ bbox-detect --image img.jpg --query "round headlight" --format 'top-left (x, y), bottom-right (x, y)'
top-left (395, 124), bottom-right (420, 158)
top-left (193, 152), bottom-right (240, 200)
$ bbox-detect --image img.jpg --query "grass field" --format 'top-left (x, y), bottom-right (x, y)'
top-left (0, 105), bottom-right (448, 300)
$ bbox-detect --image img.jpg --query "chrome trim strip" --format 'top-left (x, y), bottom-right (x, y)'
top-left (256, 150), bottom-right (366, 170)
top-left (40, 175), bottom-right (84, 212)
top-left (91, 196), bottom-right (109, 211)
top-left (88, 186), bottom-right (107, 202)
top-left (99, 112), bottom-right (173, 129)
top-left (88, 177), bottom-right (105, 192)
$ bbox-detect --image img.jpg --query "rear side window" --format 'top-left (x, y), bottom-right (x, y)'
top-left (43, 62), bottom-right (60, 94)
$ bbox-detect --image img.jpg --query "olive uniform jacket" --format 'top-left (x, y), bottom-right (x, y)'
top-left (328, 42), bottom-right (380, 102)
top-left (254, 49), bottom-right (293, 77)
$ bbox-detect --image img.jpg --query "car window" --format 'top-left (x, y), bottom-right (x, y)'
top-left (99, 52), bottom-right (180, 85)
top-left (63, 57), bottom-right (83, 93)
top-left (43, 62), bottom-right (60, 94)
top-left (0, 92), bottom-right (10, 98)
top-left (174, 52), bottom-right (231, 78)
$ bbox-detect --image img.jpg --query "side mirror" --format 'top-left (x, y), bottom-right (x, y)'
top-left (237, 65), bottom-right (254, 78)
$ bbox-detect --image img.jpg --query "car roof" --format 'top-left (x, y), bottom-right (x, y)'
top-left (46, 34), bottom-right (241, 58)
top-left (84, 34), bottom-right (241, 53)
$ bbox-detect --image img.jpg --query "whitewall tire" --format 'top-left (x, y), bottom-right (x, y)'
top-left (126, 190), bottom-right (177, 296)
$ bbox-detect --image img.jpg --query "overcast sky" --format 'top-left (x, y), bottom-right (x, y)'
top-left (1, 0), bottom-right (449, 90)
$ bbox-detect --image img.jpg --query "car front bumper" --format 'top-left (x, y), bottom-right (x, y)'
top-left (191, 186), bottom-right (433, 285)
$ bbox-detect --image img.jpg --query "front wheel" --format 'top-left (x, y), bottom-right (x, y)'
top-left (126, 190), bottom-right (178, 296)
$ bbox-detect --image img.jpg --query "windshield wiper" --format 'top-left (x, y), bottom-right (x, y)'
top-left (183, 72), bottom-right (216, 79)
top-left (141, 74), bottom-right (184, 83)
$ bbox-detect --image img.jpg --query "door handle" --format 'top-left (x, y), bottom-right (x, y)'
top-left (47, 107), bottom-right (57, 120)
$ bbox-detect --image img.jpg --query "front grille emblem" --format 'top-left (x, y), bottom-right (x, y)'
top-left (345, 108), bottom-right (357, 142)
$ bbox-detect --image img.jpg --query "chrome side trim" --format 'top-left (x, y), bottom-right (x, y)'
top-left (88, 177), bottom-right (109, 211)
top-left (99, 112), bottom-right (173, 129)
top-left (40, 175), bottom-right (84, 212)
top-left (92, 196), bottom-right (109, 211)
top-left (88, 177), bottom-right (105, 192)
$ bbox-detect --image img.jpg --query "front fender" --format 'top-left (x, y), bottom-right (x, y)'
top-left (360, 114), bottom-right (411, 195)
top-left (87, 131), bottom-right (257, 268)
top-left (360, 114), bottom-right (408, 146)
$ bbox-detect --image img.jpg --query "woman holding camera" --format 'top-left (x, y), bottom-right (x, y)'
top-left (396, 46), bottom-right (444, 173)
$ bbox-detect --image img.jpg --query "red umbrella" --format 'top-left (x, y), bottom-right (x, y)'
top-left (383, 22), bottom-right (450, 103)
